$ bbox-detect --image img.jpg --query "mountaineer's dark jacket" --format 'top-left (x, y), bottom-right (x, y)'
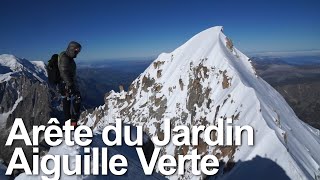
top-left (58, 52), bottom-right (77, 88)
top-left (58, 41), bottom-right (81, 89)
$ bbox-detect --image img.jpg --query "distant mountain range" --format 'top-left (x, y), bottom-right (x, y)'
top-left (251, 56), bottom-right (320, 129)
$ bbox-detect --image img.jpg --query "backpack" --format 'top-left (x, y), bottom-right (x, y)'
top-left (47, 54), bottom-right (61, 85)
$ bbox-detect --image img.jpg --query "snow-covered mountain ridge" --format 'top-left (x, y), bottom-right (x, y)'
top-left (0, 54), bottom-right (47, 83)
top-left (81, 26), bottom-right (320, 179)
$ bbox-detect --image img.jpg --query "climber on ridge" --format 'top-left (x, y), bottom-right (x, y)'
top-left (58, 41), bottom-right (82, 127)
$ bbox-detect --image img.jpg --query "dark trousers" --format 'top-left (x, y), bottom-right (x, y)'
top-left (59, 83), bottom-right (81, 125)
top-left (62, 95), bottom-right (81, 124)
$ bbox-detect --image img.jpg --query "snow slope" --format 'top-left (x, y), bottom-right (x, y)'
top-left (82, 26), bottom-right (320, 179)
top-left (15, 140), bottom-right (81, 180)
top-left (0, 54), bottom-right (47, 83)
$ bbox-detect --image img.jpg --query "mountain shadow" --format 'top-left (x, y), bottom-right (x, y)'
top-left (207, 155), bottom-right (291, 180)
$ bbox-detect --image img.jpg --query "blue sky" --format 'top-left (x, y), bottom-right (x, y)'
top-left (0, 0), bottom-right (319, 61)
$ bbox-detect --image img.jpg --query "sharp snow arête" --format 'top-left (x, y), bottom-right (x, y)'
top-left (82, 26), bottom-right (320, 180)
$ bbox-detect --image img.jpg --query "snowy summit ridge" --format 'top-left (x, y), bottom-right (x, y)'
top-left (81, 26), bottom-right (320, 179)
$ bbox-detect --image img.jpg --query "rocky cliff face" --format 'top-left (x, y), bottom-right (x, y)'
top-left (0, 54), bottom-right (58, 166)
top-left (81, 27), bottom-right (320, 180)
top-left (0, 75), bottom-right (50, 129)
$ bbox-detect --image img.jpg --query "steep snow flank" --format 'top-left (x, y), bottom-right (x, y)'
top-left (0, 54), bottom-right (24, 71)
top-left (31, 61), bottom-right (46, 72)
top-left (0, 54), bottom-right (47, 83)
top-left (31, 60), bottom-right (47, 80)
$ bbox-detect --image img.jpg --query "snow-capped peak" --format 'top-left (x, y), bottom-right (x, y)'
top-left (0, 54), bottom-right (47, 83)
top-left (0, 54), bottom-right (23, 71)
top-left (82, 26), bottom-right (320, 179)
